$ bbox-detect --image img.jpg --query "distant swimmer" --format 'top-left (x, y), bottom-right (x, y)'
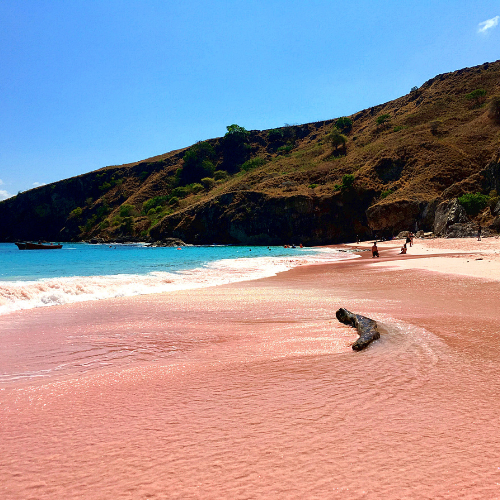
top-left (372, 242), bottom-right (379, 258)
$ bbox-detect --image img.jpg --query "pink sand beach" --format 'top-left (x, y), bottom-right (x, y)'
top-left (1, 237), bottom-right (500, 499)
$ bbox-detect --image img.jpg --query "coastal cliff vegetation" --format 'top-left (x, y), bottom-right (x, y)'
top-left (1, 60), bottom-right (500, 244)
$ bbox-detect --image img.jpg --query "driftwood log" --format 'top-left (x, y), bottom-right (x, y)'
top-left (336, 308), bottom-right (380, 351)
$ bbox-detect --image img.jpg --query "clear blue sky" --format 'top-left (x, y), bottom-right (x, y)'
top-left (1, 0), bottom-right (499, 199)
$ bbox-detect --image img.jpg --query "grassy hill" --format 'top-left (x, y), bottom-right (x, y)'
top-left (1, 60), bottom-right (500, 244)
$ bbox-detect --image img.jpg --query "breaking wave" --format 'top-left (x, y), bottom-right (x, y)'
top-left (0, 250), bottom-right (357, 315)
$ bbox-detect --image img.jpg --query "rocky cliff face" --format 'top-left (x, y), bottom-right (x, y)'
top-left (150, 188), bottom-right (375, 245)
top-left (0, 174), bottom-right (97, 241)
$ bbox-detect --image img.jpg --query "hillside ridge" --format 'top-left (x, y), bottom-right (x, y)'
top-left (1, 59), bottom-right (500, 244)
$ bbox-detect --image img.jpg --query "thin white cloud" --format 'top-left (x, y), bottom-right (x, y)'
top-left (32, 181), bottom-right (46, 187)
top-left (0, 180), bottom-right (14, 200)
top-left (478, 15), bottom-right (499, 33)
top-left (0, 189), bottom-right (13, 201)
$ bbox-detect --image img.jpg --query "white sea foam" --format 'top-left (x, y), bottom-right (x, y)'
top-left (0, 249), bottom-right (357, 315)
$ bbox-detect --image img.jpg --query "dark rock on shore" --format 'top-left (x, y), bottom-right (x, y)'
top-left (148, 238), bottom-right (190, 247)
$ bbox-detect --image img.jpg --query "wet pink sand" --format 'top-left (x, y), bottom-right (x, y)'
top-left (2, 242), bottom-right (500, 499)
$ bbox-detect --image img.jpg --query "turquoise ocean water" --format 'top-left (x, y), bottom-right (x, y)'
top-left (0, 243), bottom-right (355, 315)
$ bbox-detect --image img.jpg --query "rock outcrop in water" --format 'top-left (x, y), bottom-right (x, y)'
top-left (336, 308), bottom-right (380, 351)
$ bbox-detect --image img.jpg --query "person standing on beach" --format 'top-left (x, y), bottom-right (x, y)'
top-left (371, 242), bottom-right (379, 258)
top-left (477, 224), bottom-right (482, 241)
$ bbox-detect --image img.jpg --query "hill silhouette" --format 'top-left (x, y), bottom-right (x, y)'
top-left (1, 60), bottom-right (500, 244)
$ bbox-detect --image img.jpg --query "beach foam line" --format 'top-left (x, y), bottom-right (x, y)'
top-left (0, 249), bottom-right (358, 316)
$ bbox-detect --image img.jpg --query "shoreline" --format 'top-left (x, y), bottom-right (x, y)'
top-left (0, 245), bottom-right (358, 317)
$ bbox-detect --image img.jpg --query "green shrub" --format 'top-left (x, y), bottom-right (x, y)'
top-left (308, 184), bottom-right (317, 189)
top-left (99, 182), bottom-right (112, 192)
top-left (241, 157), bottom-right (266, 172)
top-left (35, 204), bottom-right (50, 218)
top-left (213, 170), bottom-right (228, 181)
top-left (171, 186), bottom-right (190, 198)
top-left (119, 204), bottom-right (135, 217)
top-left (465, 89), bottom-right (487, 107)
top-left (190, 183), bottom-right (204, 194)
top-left (120, 217), bottom-right (134, 234)
top-left (334, 117), bottom-right (353, 134)
top-left (201, 177), bottom-right (215, 190)
top-left (393, 125), bottom-right (404, 132)
top-left (96, 203), bottom-right (110, 219)
top-left (380, 189), bottom-right (394, 199)
top-left (376, 114), bottom-right (391, 126)
top-left (341, 174), bottom-right (355, 189)
top-left (69, 207), bottom-right (83, 219)
top-left (277, 144), bottom-right (293, 154)
top-left (169, 196), bottom-right (179, 206)
top-left (225, 124), bottom-right (250, 142)
top-left (178, 142), bottom-right (216, 186)
top-left (327, 128), bottom-right (347, 151)
top-left (267, 128), bottom-right (284, 141)
top-left (334, 174), bottom-right (355, 193)
top-left (142, 196), bottom-right (169, 214)
top-left (458, 192), bottom-right (489, 216)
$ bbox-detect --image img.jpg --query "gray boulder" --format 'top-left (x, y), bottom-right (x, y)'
top-left (493, 200), bottom-right (500, 216)
top-left (433, 199), bottom-right (469, 236)
top-left (445, 223), bottom-right (476, 238)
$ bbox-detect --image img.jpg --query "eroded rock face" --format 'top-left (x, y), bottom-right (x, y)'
top-left (366, 199), bottom-right (436, 234)
top-left (489, 217), bottom-right (500, 232)
top-left (493, 200), bottom-right (500, 216)
top-left (150, 190), bottom-right (374, 245)
top-left (433, 199), bottom-right (469, 236)
top-left (482, 149), bottom-right (500, 194)
top-left (373, 158), bottom-right (405, 183)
